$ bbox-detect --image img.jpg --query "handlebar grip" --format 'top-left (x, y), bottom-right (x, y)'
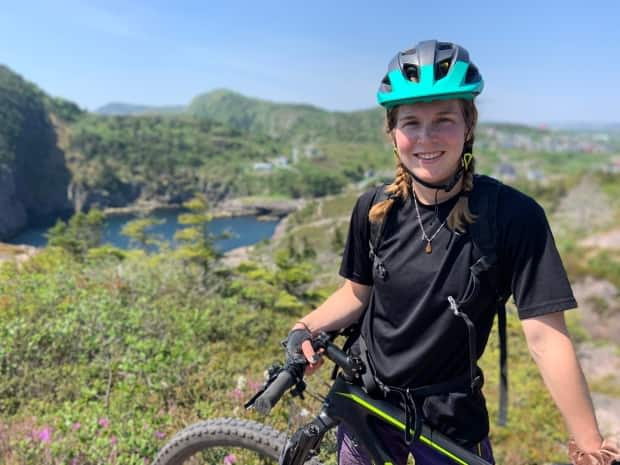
top-left (325, 343), bottom-right (353, 373)
top-left (254, 369), bottom-right (296, 415)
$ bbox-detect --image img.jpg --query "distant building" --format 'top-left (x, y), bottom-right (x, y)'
top-left (603, 159), bottom-right (620, 174)
top-left (526, 169), bottom-right (545, 182)
top-left (495, 162), bottom-right (517, 181)
top-left (271, 156), bottom-right (289, 167)
top-left (253, 162), bottom-right (273, 172)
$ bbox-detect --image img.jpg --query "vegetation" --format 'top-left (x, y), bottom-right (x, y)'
top-left (0, 208), bottom-right (326, 465)
top-left (1, 66), bottom-right (619, 465)
top-left (187, 89), bottom-right (386, 145)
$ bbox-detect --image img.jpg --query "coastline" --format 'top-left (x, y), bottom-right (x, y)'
top-left (102, 197), bottom-right (303, 220)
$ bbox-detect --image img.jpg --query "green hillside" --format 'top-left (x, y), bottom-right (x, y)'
top-left (64, 113), bottom-right (282, 208)
top-left (187, 89), bottom-right (386, 145)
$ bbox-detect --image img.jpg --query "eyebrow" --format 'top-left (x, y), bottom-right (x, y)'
top-left (399, 111), bottom-right (458, 121)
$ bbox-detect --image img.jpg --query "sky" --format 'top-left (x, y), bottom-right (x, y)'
top-left (1, 0), bottom-right (618, 125)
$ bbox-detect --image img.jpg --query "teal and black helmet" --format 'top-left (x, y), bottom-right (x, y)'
top-left (377, 40), bottom-right (483, 108)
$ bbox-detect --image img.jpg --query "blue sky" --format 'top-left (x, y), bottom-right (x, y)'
top-left (1, 0), bottom-right (618, 124)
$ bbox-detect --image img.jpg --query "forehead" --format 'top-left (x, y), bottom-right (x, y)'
top-left (396, 99), bottom-right (463, 119)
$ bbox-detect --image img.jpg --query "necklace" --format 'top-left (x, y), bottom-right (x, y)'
top-left (412, 190), bottom-right (446, 254)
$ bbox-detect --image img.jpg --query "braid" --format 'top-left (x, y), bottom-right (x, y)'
top-left (369, 160), bottom-right (411, 224)
top-left (447, 158), bottom-right (477, 233)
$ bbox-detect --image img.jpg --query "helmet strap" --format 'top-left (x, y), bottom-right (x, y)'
top-left (408, 166), bottom-right (464, 193)
top-left (392, 146), bottom-right (471, 193)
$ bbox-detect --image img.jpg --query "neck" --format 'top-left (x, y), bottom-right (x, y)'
top-left (412, 177), bottom-right (464, 205)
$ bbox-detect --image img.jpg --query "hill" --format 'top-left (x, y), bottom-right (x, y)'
top-left (95, 102), bottom-right (185, 116)
top-left (63, 112), bottom-right (282, 211)
top-left (187, 89), bottom-right (386, 145)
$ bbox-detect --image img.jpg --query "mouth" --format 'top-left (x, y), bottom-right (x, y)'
top-left (414, 151), bottom-right (445, 160)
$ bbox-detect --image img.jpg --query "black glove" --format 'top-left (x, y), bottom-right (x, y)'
top-left (285, 328), bottom-right (312, 365)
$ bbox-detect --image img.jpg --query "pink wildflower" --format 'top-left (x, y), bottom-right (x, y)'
top-left (72, 422), bottom-right (81, 431)
top-left (37, 426), bottom-right (52, 444)
top-left (154, 431), bottom-right (166, 440)
top-left (71, 458), bottom-right (79, 465)
top-left (110, 435), bottom-right (118, 446)
top-left (223, 453), bottom-right (237, 465)
top-left (228, 388), bottom-right (244, 401)
top-left (248, 380), bottom-right (263, 391)
top-left (98, 418), bottom-right (110, 428)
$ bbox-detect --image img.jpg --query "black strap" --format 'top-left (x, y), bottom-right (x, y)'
top-left (405, 163), bottom-right (465, 193)
top-left (368, 186), bottom-right (391, 280)
top-left (469, 175), bottom-right (509, 426)
top-left (497, 299), bottom-right (508, 426)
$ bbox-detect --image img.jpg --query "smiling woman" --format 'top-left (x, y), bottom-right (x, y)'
top-left (285, 39), bottom-right (620, 465)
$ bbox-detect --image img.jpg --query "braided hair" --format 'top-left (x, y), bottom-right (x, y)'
top-left (369, 99), bottom-right (478, 234)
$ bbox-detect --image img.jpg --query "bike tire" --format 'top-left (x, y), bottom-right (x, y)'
top-left (152, 417), bottom-right (324, 465)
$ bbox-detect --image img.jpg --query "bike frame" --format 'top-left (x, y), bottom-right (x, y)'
top-left (281, 375), bottom-right (492, 465)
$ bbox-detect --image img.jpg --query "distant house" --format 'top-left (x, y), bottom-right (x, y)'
top-left (603, 159), bottom-right (620, 174)
top-left (271, 156), bottom-right (289, 167)
top-left (253, 162), bottom-right (273, 172)
top-left (526, 169), bottom-right (545, 182)
top-left (495, 162), bottom-right (517, 181)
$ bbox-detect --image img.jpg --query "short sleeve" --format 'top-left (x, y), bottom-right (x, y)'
top-left (338, 190), bottom-right (375, 285)
top-left (498, 188), bottom-right (577, 319)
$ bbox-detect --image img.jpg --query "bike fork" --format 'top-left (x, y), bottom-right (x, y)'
top-left (279, 410), bottom-right (337, 465)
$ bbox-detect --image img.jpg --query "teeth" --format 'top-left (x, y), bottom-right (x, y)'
top-left (415, 151), bottom-right (443, 160)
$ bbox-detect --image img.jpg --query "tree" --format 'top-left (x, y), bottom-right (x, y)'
top-left (174, 194), bottom-right (217, 283)
top-left (46, 209), bottom-right (105, 259)
top-left (121, 216), bottom-right (164, 251)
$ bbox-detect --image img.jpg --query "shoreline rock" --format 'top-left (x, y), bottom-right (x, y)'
top-left (0, 243), bottom-right (39, 266)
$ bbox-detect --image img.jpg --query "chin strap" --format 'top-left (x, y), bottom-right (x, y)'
top-left (394, 147), bottom-right (472, 193)
top-left (407, 164), bottom-right (464, 193)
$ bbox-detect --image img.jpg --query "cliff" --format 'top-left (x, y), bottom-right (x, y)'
top-left (0, 65), bottom-right (73, 240)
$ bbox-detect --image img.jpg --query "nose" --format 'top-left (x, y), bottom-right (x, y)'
top-left (414, 124), bottom-right (436, 143)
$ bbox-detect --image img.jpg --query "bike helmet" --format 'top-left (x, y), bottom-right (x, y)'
top-left (377, 40), bottom-right (483, 108)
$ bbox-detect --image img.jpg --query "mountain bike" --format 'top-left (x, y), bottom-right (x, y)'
top-left (153, 330), bottom-right (499, 465)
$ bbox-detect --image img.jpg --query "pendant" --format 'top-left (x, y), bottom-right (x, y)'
top-left (425, 241), bottom-right (432, 254)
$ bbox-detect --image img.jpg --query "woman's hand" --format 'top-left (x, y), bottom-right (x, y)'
top-left (287, 323), bottom-right (324, 376)
top-left (568, 437), bottom-right (620, 465)
top-left (300, 339), bottom-right (324, 376)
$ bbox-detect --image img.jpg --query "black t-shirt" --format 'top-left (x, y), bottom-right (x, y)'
top-left (339, 175), bottom-right (577, 445)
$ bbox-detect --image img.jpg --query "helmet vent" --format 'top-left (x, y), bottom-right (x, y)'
top-left (381, 75), bottom-right (392, 91)
top-left (403, 64), bottom-right (419, 83)
top-left (435, 60), bottom-right (451, 80)
top-left (465, 64), bottom-right (481, 84)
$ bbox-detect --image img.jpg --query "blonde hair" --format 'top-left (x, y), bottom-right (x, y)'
top-left (369, 99), bottom-right (478, 234)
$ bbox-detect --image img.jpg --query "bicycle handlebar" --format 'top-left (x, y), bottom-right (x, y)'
top-left (254, 367), bottom-right (296, 415)
top-left (248, 332), bottom-right (362, 415)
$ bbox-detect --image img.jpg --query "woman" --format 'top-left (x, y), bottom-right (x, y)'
top-left (286, 40), bottom-right (619, 465)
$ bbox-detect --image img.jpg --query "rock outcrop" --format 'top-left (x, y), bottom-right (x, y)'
top-left (0, 66), bottom-right (72, 240)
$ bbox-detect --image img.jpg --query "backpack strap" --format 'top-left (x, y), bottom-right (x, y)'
top-left (368, 185), bottom-right (391, 280)
top-left (330, 184), bottom-right (391, 381)
top-left (468, 174), bottom-right (509, 426)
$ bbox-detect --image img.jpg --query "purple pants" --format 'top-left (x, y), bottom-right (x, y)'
top-left (336, 422), bottom-right (495, 465)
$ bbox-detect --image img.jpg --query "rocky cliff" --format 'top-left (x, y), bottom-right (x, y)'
top-left (0, 66), bottom-right (73, 240)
